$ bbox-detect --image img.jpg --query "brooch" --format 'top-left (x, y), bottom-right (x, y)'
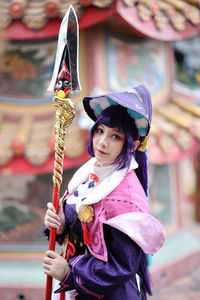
top-left (78, 204), bottom-right (94, 223)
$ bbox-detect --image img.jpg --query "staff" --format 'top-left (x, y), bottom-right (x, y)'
top-left (45, 5), bottom-right (81, 300)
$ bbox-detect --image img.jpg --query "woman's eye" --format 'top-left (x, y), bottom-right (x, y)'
top-left (112, 134), bottom-right (120, 140)
top-left (96, 128), bottom-right (103, 134)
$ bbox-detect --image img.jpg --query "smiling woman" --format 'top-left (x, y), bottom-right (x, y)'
top-left (43, 85), bottom-right (166, 300)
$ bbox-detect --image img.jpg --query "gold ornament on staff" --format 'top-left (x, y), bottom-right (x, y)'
top-left (52, 90), bottom-right (75, 188)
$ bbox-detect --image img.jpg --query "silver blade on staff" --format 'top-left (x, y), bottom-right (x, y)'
top-left (47, 5), bottom-right (81, 94)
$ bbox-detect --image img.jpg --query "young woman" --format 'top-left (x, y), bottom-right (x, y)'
top-left (43, 85), bottom-right (166, 300)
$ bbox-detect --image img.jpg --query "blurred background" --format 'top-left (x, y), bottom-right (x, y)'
top-left (0, 1), bottom-right (200, 299)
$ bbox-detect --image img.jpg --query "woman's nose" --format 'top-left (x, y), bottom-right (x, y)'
top-left (99, 135), bottom-right (107, 147)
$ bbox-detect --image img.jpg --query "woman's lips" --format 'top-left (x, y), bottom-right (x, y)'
top-left (97, 149), bottom-right (106, 155)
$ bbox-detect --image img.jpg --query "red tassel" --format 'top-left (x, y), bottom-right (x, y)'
top-left (83, 223), bottom-right (91, 245)
top-left (66, 241), bottom-right (76, 261)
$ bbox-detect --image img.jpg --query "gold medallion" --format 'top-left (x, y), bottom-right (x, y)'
top-left (78, 205), bottom-right (94, 223)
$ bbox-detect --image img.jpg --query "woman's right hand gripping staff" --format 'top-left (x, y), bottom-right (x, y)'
top-left (43, 200), bottom-right (79, 299)
top-left (43, 201), bottom-right (69, 281)
top-left (44, 201), bottom-right (65, 236)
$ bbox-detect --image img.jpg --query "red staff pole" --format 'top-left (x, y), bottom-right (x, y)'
top-left (45, 91), bottom-right (75, 300)
top-left (45, 185), bottom-right (59, 300)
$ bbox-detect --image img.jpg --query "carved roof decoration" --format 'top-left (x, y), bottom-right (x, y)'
top-left (0, 105), bottom-right (89, 174)
top-left (130, 0), bottom-right (200, 30)
top-left (0, 0), bottom-right (114, 31)
top-left (1, 0), bottom-right (200, 41)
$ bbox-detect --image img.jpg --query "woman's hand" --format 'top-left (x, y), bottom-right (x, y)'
top-left (43, 250), bottom-right (69, 281)
top-left (44, 200), bottom-right (65, 235)
top-left (68, 290), bottom-right (79, 299)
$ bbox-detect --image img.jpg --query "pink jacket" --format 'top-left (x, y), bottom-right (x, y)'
top-left (85, 170), bottom-right (166, 262)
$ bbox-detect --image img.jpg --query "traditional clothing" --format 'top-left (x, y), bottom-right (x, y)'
top-left (44, 85), bottom-right (166, 299)
top-left (44, 157), bottom-right (165, 299)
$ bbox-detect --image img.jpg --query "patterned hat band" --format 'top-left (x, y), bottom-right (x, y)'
top-left (90, 97), bottom-right (149, 137)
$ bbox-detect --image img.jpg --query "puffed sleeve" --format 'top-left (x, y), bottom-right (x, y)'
top-left (54, 224), bottom-right (143, 298)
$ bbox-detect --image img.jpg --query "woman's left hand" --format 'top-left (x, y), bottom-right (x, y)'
top-left (43, 250), bottom-right (69, 281)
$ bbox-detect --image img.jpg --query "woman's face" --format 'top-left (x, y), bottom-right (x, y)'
top-left (92, 124), bottom-right (125, 167)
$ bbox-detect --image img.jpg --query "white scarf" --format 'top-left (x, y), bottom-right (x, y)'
top-left (67, 157), bottom-right (138, 212)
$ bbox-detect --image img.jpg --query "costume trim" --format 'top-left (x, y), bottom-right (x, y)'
top-left (76, 275), bottom-right (104, 299)
top-left (67, 157), bottom-right (138, 212)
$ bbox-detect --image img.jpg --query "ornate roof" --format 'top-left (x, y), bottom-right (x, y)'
top-left (149, 91), bottom-right (200, 164)
top-left (0, 0), bottom-right (114, 31)
top-left (0, 103), bottom-right (89, 174)
top-left (2, 0), bottom-right (200, 40)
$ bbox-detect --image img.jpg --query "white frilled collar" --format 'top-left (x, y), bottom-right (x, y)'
top-left (67, 157), bottom-right (138, 212)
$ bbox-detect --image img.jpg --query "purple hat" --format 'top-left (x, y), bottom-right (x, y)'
top-left (83, 85), bottom-right (152, 136)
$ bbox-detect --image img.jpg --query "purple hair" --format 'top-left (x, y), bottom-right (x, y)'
top-left (87, 105), bottom-right (148, 195)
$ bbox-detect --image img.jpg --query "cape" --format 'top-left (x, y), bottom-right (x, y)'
top-left (82, 169), bottom-right (166, 262)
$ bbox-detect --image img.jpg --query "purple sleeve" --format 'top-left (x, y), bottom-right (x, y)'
top-left (55, 225), bottom-right (142, 297)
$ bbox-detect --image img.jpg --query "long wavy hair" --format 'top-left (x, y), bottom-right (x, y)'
top-left (87, 105), bottom-right (148, 195)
